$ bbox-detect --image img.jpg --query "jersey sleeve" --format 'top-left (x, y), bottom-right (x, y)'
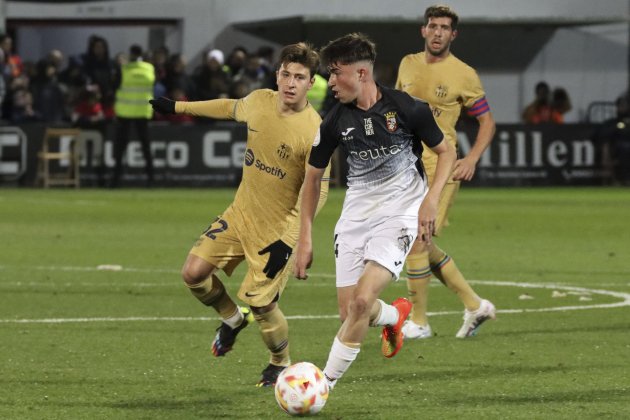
top-left (408, 98), bottom-right (444, 149)
top-left (461, 69), bottom-right (491, 118)
top-left (175, 98), bottom-right (237, 119)
top-left (232, 90), bottom-right (266, 122)
top-left (308, 120), bottom-right (338, 169)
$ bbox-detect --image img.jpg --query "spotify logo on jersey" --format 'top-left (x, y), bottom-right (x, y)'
top-left (245, 149), bottom-right (255, 166)
top-left (244, 148), bottom-right (287, 179)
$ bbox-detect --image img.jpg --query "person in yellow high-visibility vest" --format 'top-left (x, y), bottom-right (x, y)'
top-left (306, 72), bottom-right (328, 115)
top-left (111, 44), bottom-right (155, 187)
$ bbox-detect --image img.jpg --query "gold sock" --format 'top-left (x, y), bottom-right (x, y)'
top-left (186, 275), bottom-right (238, 319)
top-left (429, 244), bottom-right (480, 311)
top-left (405, 252), bottom-right (431, 326)
top-left (254, 305), bottom-right (290, 366)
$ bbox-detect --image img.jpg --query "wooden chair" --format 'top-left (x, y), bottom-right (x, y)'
top-left (37, 128), bottom-right (82, 188)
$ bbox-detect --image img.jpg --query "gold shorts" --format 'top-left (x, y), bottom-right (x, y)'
top-left (189, 205), bottom-right (292, 307)
top-left (427, 169), bottom-right (460, 236)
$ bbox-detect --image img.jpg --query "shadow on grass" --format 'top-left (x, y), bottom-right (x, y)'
top-left (489, 321), bottom-right (630, 337)
top-left (442, 387), bottom-right (630, 405)
top-left (362, 362), bottom-right (626, 385)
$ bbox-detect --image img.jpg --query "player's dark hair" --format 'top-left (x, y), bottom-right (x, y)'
top-left (424, 5), bottom-right (459, 30)
top-left (278, 42), bottom-right (320, 79)
top-left (320, 32), bottom-right (376, 68)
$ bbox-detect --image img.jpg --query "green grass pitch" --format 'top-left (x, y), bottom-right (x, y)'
top-left (1, 187), bottom-right (629, 419)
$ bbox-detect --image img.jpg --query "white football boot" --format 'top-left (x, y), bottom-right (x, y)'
top-left (455, 299), bottom-right (496, 338)
top-left (401, 319), bottom-right (433, 340)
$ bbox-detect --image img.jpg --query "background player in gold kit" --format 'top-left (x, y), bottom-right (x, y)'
top-left (150, 42), bottom-right (330, 386)
top-left (396, 5), bottom-right (497, 339)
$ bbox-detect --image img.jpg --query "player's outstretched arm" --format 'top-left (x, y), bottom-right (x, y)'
top-left (294, 165), bottom-right (325, 280)
top-left (149, 96), bottom-right (237, 119)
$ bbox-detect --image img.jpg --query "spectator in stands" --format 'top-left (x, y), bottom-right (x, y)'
top-left (46, 49), bottom-right (64, 72)
top-left (31, 58), bottom-right (67, 123)
top-left (3, 72), bottom-right (27, 121)
top-left (10, 87), bottom-right (40, 123)
top-left (0, 34), bottom-right (23, 79)
top-left (256, 45), bottom-right (277, 89)
top-left (192, 49), bottom-right (230, 100)
top-left (593, 93), bottom-right (630, 185)
top-left (59, 56), bottom-right (88, 107)
top-left (550, 87), bottom-right (572, 124)
top-left (72, 83), bottom-right (108, 187)
top-left (522, 81), bottom-right (552, 124)
top-left (150, 45), bottom-right (170, 98)
top-left (111, 44), bottom-right (155, 188)
top-left (164, 53), bottom-right (195, 99)
top-left (231, 53), bottom-right (266, 97)
top-left (81, 35), bottom-right (117, 112)
top-left (225, 46), bottom-right (247, 77)
top-left (0, 49), bottom-right (5, 119)
top-left (71, 84), bottom-right (105, 126)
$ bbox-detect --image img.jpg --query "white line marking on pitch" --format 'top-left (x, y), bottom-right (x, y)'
top-left (0, 278), bottom-right (628, 324)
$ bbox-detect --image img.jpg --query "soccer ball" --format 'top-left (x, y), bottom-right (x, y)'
top-left (274, 362), bottom-right (329, 416)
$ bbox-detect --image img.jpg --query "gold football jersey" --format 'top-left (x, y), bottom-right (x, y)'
top-left (231, 89), bottom-right (327, 247)
top-left (177, 89), bottom-right (329, 247)
top-left (396, 52), bottom-right (488, 174)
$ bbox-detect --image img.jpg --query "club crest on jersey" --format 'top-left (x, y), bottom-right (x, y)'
top-left (276, 143), bottom-right (291, 160)
top-left (384, 111), bottom-right (398, 132)
top-left (435, 84), bottom-right (448, 98)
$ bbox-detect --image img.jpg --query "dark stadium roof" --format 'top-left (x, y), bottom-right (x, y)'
top-left (234, 16), bottom-right (625, 71)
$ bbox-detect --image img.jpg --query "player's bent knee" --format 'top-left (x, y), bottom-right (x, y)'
top-left (181, 256), bottom-right (216, 286)
top-left (349, 296), bottom-right (369, 318)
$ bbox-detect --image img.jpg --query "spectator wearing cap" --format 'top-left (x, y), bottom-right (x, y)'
top-left (192, 48), bottom-right (230, 100)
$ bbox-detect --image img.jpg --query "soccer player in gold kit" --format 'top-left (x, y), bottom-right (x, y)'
top-left (396, 5), bottom-right (497, 339)
top-left (150, 43), bottom-right (330, 386)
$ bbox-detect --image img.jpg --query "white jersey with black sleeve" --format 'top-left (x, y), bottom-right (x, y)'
top-left (309, 85), bottom-right (444, 221)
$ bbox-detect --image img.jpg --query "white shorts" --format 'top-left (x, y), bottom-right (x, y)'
top-left (334, 213), bottom-right (418, 287)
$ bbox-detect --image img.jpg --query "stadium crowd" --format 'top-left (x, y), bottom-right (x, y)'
top-left (0, 33), bottom-right (307, 125)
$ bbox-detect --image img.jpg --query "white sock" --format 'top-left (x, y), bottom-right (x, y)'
top-left (323, 336), bottom-right (361, 383)
top-left (372, 299), bottom-right (399, 326)
top-left (223, 306), bottom-right (244, 329)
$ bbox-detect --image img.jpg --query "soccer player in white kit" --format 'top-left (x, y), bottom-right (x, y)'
top-left (294, 33), bottom-right (456, 392)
